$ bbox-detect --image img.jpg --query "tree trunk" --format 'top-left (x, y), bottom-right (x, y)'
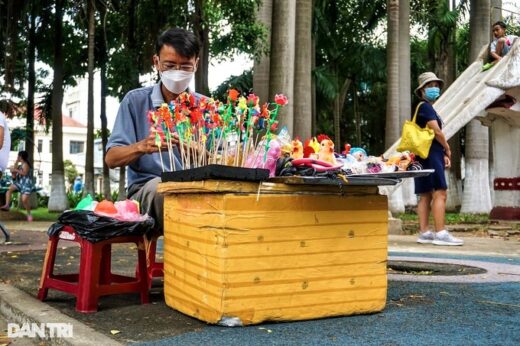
top-left (26, 0), bottom-right (36, 168)
top-left (352, 80), bottom-right (361, 146)
top-left (99, 2), bottom-right (111, 200)
top-left (333, 77), bottom-right (351, 149)
top-left (48, 0), bottom-right (69, 212)
top-left (269, 0), bottom-right (296, 135)
top-left (253, 0), bottom-right (273, 105)
top-left (194, 0), bottom-right (210, 96)
top-left (397, 0), bottom-right (417, 209)
top-left (127, 0), bottom-right (140, 89)
top-left (293, 0), bottom-right (312, 139)
top-left (461, 0), bottom-right (492, 213)
top-left (4, 0), bottom-right (19, 92)
top-left (118, 0), bottom-right (139, 196)
top-left (385, 0), bottom-right (400, 148)
top-left (118, 168), bottom-right (126, 201)
top-left (398, 0), bottom-right (410, 130)
top-left (311, 29), bottom-right (316, 135)
top-left (490, 0), bottom-right (501, 30)
top-left (310, 0), bottom-right (317, 135)
top-left (444, 0), bottom-right (461, 212)
top-left (386, 0), bottom-right (404, 214)
top-left (84, 0), bottom-right (96, 197)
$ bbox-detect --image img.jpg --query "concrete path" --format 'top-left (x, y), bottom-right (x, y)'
top-left (0, 221), bottom-right (519, 345)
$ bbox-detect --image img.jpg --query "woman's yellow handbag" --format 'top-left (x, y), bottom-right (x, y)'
top-left (396, 102), bottom-right (435, 159)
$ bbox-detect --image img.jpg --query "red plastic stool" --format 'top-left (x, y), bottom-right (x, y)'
top-left (37, 225), bottom-right (149, 313)
top-left (139, 234), bottom-right (164, 288)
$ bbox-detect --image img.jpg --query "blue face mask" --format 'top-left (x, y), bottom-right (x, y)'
top-left (424, 87), bottom-right (440, 101)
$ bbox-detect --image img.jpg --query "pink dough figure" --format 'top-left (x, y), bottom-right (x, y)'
top-left (264, 139), bottom-right (281, 177)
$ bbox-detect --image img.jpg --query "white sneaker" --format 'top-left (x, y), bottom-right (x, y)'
top-left (432, 230), bottom-right (464, 246)
top-left (416, 230), bottom-right (434, 244)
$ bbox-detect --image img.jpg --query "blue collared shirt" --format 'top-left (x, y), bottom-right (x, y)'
top-left (107, 83), bottom-right (201, 189)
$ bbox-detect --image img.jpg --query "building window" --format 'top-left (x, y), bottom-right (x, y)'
top-left (37, 139), bottom-right (43, 153)
top-left (69, 141), bottom-right (85, 154)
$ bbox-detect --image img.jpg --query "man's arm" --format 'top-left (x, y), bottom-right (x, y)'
top-left (0, 125), bottom-right (4, 150)
top-left (106, 134), bottom-right (160, 168)
top-left (106, 133), bottom-right (180, 168)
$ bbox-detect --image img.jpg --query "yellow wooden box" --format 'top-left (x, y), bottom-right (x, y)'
top-left (159, 180), bottom-right (388, 325)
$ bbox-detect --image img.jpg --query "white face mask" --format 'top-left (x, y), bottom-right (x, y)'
top-left (160, 70), bottom-right (194, 94)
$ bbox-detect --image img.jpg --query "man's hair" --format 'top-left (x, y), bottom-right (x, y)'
top-left (156, 28), bottom-right (200, 58)
top-left (493, 21), bottom-right (507, 29)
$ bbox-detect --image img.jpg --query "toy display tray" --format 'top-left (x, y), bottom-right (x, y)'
top-left (269, 175), bottom-right (400, 186)
top-left (161, 165), bottom-right (270, 182)
top-left (347, 169), bottom-right (434, 180)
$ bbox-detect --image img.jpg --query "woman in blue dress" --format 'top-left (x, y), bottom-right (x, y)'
top-left (0, 151), bottom-right (34, 221)
top-left (413, 72), bottom-right (463, 246)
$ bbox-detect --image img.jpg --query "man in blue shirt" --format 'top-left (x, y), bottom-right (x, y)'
top-left (106, 28), bottom-right (201, 233)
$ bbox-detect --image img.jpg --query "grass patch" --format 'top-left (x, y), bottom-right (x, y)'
top-left (397, 212), bottom-right (489, 224)
top-left (31, 208), bottom-right (61, 222)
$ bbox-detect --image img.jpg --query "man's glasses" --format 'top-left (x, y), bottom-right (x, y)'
top-left (161, 63), bottom-right (195, 72)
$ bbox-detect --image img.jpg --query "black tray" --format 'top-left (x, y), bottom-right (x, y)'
top-left (161, 164), bottom-right (270, 182)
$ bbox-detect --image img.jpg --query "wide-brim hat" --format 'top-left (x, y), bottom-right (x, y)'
top-left (414, 72), bottom-right (444, 97)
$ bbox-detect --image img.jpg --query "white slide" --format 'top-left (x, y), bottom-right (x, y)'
top-left (384, 39), bottom-right (520, 158)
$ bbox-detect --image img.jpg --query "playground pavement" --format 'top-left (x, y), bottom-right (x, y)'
top-left (0, 220), bottom-right (519, 346)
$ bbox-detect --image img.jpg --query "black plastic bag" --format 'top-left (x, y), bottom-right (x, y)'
top-left (47, 210), bottom-right (155, 243)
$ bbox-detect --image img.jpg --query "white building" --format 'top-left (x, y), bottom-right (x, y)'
top-left (62, 71), bottom-right (120, 130)
top-left (6, 114), bottom-right (119, 194)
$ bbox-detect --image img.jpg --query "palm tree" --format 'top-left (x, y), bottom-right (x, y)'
top-left (386, 0), bottom-right (403, 213)
top-left (461, 0), bottom-right (492, 213)
top-left (269, 0), bottom-right (296, 135)
top-left (84, 0), bottom-right (96, 197)
top-left (293, 0), bottom-right (313, 139)
top-left (193, 0), bottom-right (210, 96)
top-left (48, 0), bottom-right (69, 212)
top-left (445, 0), bottom-right (462, 211)
top-left (398, 0), bottom-right (418, 208)
top-left (99, 0), bottom-right (111, 200)
top-left (26, 0), bottom-right (37, 168)
top-left (385, 0), bottom-right (400, 149)
top-left (253, 0), bottom-right (273, 105)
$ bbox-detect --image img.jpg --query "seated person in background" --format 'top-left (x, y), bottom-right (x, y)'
top-left (483, 21), bottom-right (518, 70)
top-left (0, 151), bottom-right (34, 222)
top-left (73, 176), bottom-right (83, 194)
top-left (105, 28), bottom-right (203, 234)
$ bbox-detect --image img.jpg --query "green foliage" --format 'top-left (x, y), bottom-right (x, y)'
top-left (445, 213), bottom-right (489, 224)
top-left (398, 212), bottom-right (489, 224)
top-left (105, 0), bottom-right (266, 100)
top-left (313, 0), bottom-right (388, 154)
top-left (95, 128), bottom-right (111, 139)
top-left (456, 23), bottom-right (471, 75)
top-left (111, 190), bottom-right (119, 202)
top-left (38, 194), bottom-right (49, 208)
top-left (9, 128), bottom-right (26, 151)
top-left (64, 160), bottom-right (79, 186)
top-left (208, 0), bottom-right (268, 61)
top-left (66, 191), bottom-right (84, 209)
top-left (211, 69), bottom-right (253, 100)
top-left (30, 207), bottom-right (60, 222)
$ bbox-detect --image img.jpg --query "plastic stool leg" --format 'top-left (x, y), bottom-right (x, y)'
top-left (137, 239), bottom-right (150, 304)
top-left (76, 241), bottom-right (102, 313)
top-left (100, 243), bottom-right (112, 284)
top-left (37, 237), bottom-right (58, 301)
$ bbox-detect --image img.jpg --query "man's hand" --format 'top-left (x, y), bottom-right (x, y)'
top-left (137, 132), bottom-right (180, 154)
